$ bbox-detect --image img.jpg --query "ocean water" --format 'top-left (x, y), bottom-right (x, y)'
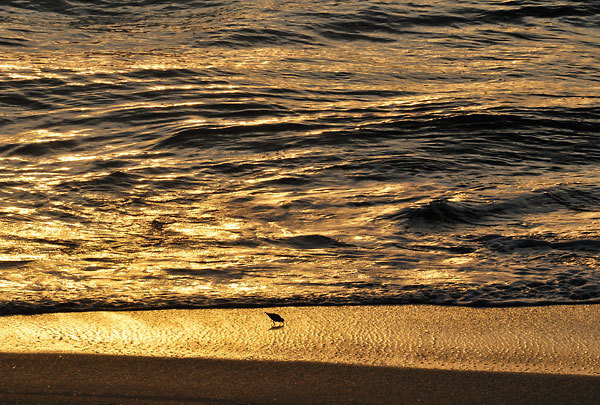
top-left (1, 0), bottom-right (599, 314)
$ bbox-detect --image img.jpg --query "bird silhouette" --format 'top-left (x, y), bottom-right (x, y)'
top-left (265, 312), bottom-right (284, 326)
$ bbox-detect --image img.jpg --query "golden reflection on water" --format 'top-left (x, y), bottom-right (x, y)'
top-left (1, 1), bottom-right (599, 309)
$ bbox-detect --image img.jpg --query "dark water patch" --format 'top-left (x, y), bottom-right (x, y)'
top-left (477, 235), bottom-right (553, 253)
top-left (57, 171), bottom-right (142, 193)
top-left (569, 277), bottom-right (587, 287)
top-left (152, 176), bottom-right (207, 191)
top-left (0, 93), bottom-right (52, 110)
top-left (304, 2), bottom-right (600, 43)
top-left (221, 27), bottom-right (316, 47)
top-left (301, 88), bottom-right (413, 99)
top-left (5, 235), bottom-right (79, 249)
top-left (3, 0), bottom-right (73, 14)
top-left (199, 101), bottom-right (291, 118)
top-left (3, 139), bottom-right (79, 157)
top-left (541, 188), bottom-right (600, 212)
top-left (279, 199), bottom-right (317, 210)
top-left (123, 68), bottom-right (199, 80)
top-left (553, 240), bottom-right (600, 252)
top-left (100, 106), bottom-right (196, 127)
top-left (91, 171), bottom-right (141, 188)
top-left (163, 267), bottom-right (244, 279)
top-left (389, 198), bottom-right (506, 227)
top-left (211, 162), bottom-right (259, 175)
top-left (81, 256), bottom-right (121, 263)
top-left (0, 180), bottom-right (31, 189)
top-left (479, 236), bottom-right (600, 254)
top-left (0, 37), bottom-right (27, 47)
top-left (271, 234), bottom-right (352, 250)
top-left (284, 108), bottom-right (600, 169)
top-left (92, 159), bottom-right (130, 170)
top-left (411, 244), bottom-right (477, 254)
top-left (34, 83), bottom-right (139, 108)
top-left (37, 207), bottom-right (91, 224)
top-left (310, 9), bottom-right (467, 39)
top-left (324, 156), bottom-right (453, 176)
top-left (0, 260), bottom-right (34, 269)
top-left (0, 77), bottom-right (67, 89)
top-left (388, 185), bottom-right (600, 229)
top-left (318, 29), bottom-right (396, 43)
top-left (478, 4), bottom-right (600, 24)
top-left (154, 122), bottom-right (313, 149)
top-left (4, 0), bottom-right (196, 16)
top-left (297, 280), bottom-right (382, 289)
top-left (393, 109), bottom-right (600, 135)
top-left (502, 30), bottom-right (553, 42)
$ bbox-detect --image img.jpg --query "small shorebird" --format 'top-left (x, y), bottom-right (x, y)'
top-left (265, 312), bottom-right (284, 326)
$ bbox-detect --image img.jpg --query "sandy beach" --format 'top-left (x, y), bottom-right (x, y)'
top-left (0, 305), bottom-right (599, 403)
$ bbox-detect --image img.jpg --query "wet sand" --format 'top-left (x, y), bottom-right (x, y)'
top-left (0, 305), bottom-right (598, 403)
top-left (1, 353), bottom-right (599, 404)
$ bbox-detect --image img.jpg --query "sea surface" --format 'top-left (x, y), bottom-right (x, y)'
top-left (1, 0), bottom-right (599, 314)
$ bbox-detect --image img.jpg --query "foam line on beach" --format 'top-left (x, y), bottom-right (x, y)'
top-left (0, 305), bottom-right (598, 376)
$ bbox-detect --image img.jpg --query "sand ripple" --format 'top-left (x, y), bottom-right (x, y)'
top-left (0, 305), bottom-right (598, 376)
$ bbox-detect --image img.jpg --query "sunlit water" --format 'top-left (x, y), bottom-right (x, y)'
top-left (1, 0), bottom-right (599, 313)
